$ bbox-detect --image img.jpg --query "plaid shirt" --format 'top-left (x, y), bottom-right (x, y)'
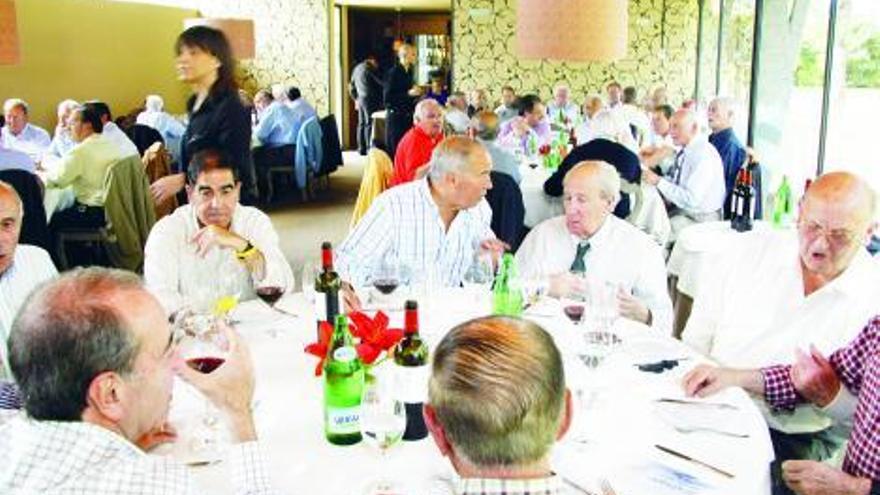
top-left (430, 474), bottom-right (573, 495)
top-left (0, 418), bottom-right (278, 494)
top-left (762, 316), bottom-right (880, 480)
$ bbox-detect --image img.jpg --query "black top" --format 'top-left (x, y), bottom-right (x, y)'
top-left (383, 62), bottom-right (416, 113)
top-left (179, 89), bottom-right (254, 196)
top-left (350, 61), bottom-right (385, 112)
top-left (543, 138), bottom-right (642, 219)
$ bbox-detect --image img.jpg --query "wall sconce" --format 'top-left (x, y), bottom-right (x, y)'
top-left (516, 0), bottom-right (628, 62)
top-left (184, 17), bottom-right (255, 60)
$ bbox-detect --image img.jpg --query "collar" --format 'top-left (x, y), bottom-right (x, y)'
top-left (413, 125), bottom-right (443, 144)
top-left (813, 248), bottom-right (877, 299)
top-left (682, 134), bottom-right (708, 155)
top-left (455, 474), bottom-right (565, 495)
top-left (26, 418), bottom-right (144, 459)
top-left (568, 214), bottom-right (612, 250)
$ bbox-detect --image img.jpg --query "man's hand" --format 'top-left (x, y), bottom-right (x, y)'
top-left (617, 290), bottom-right (650, 325)
top-left (682, 364), bottom-right (744, 397)
top-left (791, 345), bottom-right (840, 408)
top-left (135, 422), bottom-right (178, 452)
top-left (408, 86), bottom-right (423, 97)
top-left (641, 166), bottom-right (661, 186)
top-left (341, 282), bottom-right (362, 313)
top-left (175, 323), bottom-right (256, 442)
top-left (190, 225), bottom-right (248, 258)
top-left (547, 272), bottom-right (586, 299)
top-left (479, 238), bottom-right (509, 265)
top-left (150, 173), bottom-right (186, 205)
top-left (512, 118), bottom-right (530, 137)
top-left (782, 460), bottom-right (872, 495)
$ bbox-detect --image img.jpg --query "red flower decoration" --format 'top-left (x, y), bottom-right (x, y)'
top-left (304, 320), bottom-right (334, 376)
top-left (349, 311), bottom-right (404, 365)
top-left (538, 143), bottom-right (551, 156)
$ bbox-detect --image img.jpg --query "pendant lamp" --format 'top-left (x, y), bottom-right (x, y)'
top-left (516, 0), bottom-right (628, 62)
top-left (0, 0), bottom-right (20, 65)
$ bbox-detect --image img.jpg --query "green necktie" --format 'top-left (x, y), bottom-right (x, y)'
top-left (569, 241), bottom-right (591, 273)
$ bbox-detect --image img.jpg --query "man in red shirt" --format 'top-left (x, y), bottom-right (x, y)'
top-left (391, 98), bottom-right (444, 186)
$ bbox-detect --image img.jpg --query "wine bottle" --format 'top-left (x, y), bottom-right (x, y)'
top-left (493, 253), bottom-right (523, 316)
top-left (324, 314), bottom-right (364, 445)
top-left (772, 175), bottom-right (793, 228)
top-left (315, 242), bottom-right (342, 335)
top-left (393, 300), bottom-right (429, 441)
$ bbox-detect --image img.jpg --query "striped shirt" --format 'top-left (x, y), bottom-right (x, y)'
top-left (336, 178), bottom-right (494, 288)
top-left (0, 418), bottom-right (278, 494)
top-left (430, 474), bottom-right (573, 495)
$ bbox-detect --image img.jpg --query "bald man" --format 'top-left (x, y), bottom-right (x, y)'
top-left (0, 181), bottom-right (57, 380)
top-left (707, 97), bottom-right (748, 219)
top-left (682, 172), bottom-right (879, 486)
top-left (517, 161), bottom-right (671, 332)
top-left (642, 109), bottom-right (725, 240)
top-left (390, 98), bottom-right (444, 186)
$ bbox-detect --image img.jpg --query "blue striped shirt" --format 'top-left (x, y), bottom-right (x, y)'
top-left (254, 102), bottom-right (299, 147)
top-left (336, 178), bottom-right (494, 288)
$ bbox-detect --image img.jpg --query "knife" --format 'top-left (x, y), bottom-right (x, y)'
top-left (654, 444), bottom-right (735, 479)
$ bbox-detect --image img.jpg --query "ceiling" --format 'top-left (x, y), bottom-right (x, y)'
top-left (335, 0), bottom-right (451, 11)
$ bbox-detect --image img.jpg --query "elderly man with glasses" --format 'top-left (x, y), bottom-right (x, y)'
top-left (681, 171), bottom-right (879, 494)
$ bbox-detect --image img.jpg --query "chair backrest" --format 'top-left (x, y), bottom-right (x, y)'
top-left (126, 124), bottom-right (164, 157)
top-left (350, 148), bottom-right (393, 230)
top-left (142, 141), bottom-right (177, 219)
top-left (485, 171), bottom-right (525, 252)
top-left (102, 155), bottom-right (157, 272)
top-left (319, 114), bottom-right (343, 176)
top-left (0, 169), bottom-right (50, 250)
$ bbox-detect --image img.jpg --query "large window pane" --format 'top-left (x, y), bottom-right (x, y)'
top-left (824, 0), bottom-right (880, 192)
top-left (717, 0), bottom-right (754, 142)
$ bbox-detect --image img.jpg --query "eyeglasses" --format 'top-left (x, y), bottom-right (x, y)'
top-left (797, 220), bottom-right (859, 247)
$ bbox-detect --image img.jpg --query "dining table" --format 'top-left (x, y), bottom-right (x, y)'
top-left (163, 287), bottom-right (775, 495)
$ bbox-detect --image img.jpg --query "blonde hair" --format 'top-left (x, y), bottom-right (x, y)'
top-left (428, 316), bottom-right (565, 467)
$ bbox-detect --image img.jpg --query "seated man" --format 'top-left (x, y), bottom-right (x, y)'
top-left (547, 83), bottom-right (580, 124)
top-left (493, 85), bottom-right (518, 123)
top-left (1, 267), bottom-right (280, 494)
top-left (144, 149), bottom-right (293, 316)
top-left (44, 99), bottom-right (80, 162)
top-left (425, 315), bottom-right (573, 493)
top-left (473, 111), bottom-right (521, 184)
top-left (43, 102), bottom-right (128, 229)
top-left (444, 92), bottom-right (471, 134)
top-left (641, 109), bottom-right (725, 240)
top-left (390, 98), bottom-right (444, 186)
top-left (1, 99), bottom-right (51, 161)
top-left (519, 161), bottom-right (671, 332)
top-left (498, 93), bottom-right (551, 153)
top-left (466, 89), bottom-right (489, 118)
top-left (337, 136), bottom-right (503, 292)
top-left (136, 94), bottom-right (186, 163)
top-left (640, 104), bottom-right (675, 157)
top-left (683, 315), bottom-right (880, 495)
top-left (706, 96), bottom-right (748, 219)
top-left (286, 86), bottom-right (318, 125)
top-left (573, 94), bottom-right (605, 145)
top-left (0, 181), bottom-right (57, 409)
top-left (682, 172), bottom-right (879, 487)
top-left (84, 100), bottom-right (139, 158)
top-left (252, 89), bottom-right (298, 196)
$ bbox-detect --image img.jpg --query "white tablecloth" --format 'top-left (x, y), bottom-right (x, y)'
top-left (519, 163), bottom-right (562, 229)
top-left (172, 291), bottom-right (773, 494)
top-left (667, 221), bottom-right (775, 298)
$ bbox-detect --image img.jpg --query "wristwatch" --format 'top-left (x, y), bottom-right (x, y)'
top-left (235, 241), bottom-right (258, 260)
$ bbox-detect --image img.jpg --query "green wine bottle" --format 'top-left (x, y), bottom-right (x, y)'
top-left (323, 314), bottom-right (364, 445)
top-left (393, 300), bottom-right (429, 441)
top-left (493, 253), bottom-right (523, 316)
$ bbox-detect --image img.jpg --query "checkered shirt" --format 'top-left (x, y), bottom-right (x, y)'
top-left (0, 417), bottom-right (278, 494)
top-left (428, 473), bottom-right (573, 495)
top-left (762, 316), bottom-right (880, 480)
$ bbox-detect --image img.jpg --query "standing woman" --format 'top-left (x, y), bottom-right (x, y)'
top-left (150, 26), bottom-right (258, 206)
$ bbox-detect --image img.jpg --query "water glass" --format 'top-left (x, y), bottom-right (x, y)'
top-left (360, 372), bottom-right (407, 495)
top-left (301, 262), bottom-right (317, 304)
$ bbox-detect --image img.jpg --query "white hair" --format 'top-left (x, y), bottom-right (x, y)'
top-left (3, 98), bottom-right (28, 115)
top-left (56, 99), bottom-right (79, 115)
top-left (427, 138), bottom-right (487, 183)
top-left (414, 98), bottom-right (440, 122)
top-left (271, 83), bottom-right (289, 102)
top-left (144, 95), bottom-right (164, 112)
top-left (554, 83), bottom-right (570, 94)
top-left (565, 161), bottom-right (621, 206)
top-left (711, 96), bottom-right (736, 119)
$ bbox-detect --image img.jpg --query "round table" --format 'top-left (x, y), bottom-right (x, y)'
top-left (168, 290), bottom-right (774, 495)
top-left (519, 162), bottom-right (562, 229)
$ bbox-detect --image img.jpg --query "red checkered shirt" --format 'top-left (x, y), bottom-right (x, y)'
top-left (762, 316), bottom-right (880, 480)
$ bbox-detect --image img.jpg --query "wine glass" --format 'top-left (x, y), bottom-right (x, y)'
top-left (369, 260), bottom-right (401, 305)
top-left (301, 261), bottom-right (317, 304)
top-left (563, 303), bottom-right (585, 325)
top-left (462, 254), bottom-right (494, 304)
top-left (173, 311), bottom-right (230, 459)
top-left (360, 372), bottom-right (407, 495)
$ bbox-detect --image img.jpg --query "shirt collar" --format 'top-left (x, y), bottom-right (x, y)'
top-left (455, 474), bottom-right (565, 495)
top-left (816, 248), bottom-right (877, 299)
top-left (568, 214), bottom-right (612, 250)
top-left (27, 418), bottom-right (144, 459)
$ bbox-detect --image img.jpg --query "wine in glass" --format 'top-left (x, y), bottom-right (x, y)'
top-left (360, 373), bottom-right (407, 495)
top-left (564, 303), bottom-right (585, 325)
top-left (256, 286), bottom-right (284, 306)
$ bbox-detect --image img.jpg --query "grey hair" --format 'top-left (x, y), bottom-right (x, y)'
top-left (427, 137), bottom-right (488, 182)
top-left (56, 99), bottom-right (80, 116)
top-left (565, 160), bottom-right (622, 206)
top-left (9, 267), bottom-right (144, 421)
top-left (0, 180), bottom-right (23, 220)
top-left (711, 96), bottom-right (736, 120)
top-left (414, 98), bottom-right (441, 122)
top-left (271, 83), bottom-right (289, 102)
top-left (144, 94), bottom-right (164, 112)
top-left (3, 98), bottom-right (28, 115)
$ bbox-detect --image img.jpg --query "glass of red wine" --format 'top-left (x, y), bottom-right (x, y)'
top-left (564, 303), bottom-right (585, 325)
top-left (173, 311), bottom-right (229, 457)
top-left (368, 261), bottom-right (401, 307)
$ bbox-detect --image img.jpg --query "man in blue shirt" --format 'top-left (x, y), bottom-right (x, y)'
top-left (252, 89), bottom-right (298, 200)
top-left (285, 86), bottom-right (318, 137)
top-left (707, 96), bottom-right (748, 219)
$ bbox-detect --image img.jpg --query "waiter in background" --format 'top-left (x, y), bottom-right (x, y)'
top-left (349, 53), bottom-right (385, 156)
top-left (383, 43), bottom-right (422, 159)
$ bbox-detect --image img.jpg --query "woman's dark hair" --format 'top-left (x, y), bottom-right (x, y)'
top-left (175, 25), bottom-right (238, 95)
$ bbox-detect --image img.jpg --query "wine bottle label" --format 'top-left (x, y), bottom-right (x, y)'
top-left (393, 364), bottom-right (430, 404)
top-left (315, 291), bottom-right (343, 323)
top-left (326, 406), bottom-right (360, 435)
top-left (333, 346), bottom-right (357, 362)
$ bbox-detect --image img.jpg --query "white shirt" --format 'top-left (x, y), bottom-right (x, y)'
top-left (516, 215), bottom-right (672, 333)
top-left (444, 108), bottom-right (471, 134)
top-left (101, 122), bottom-right (139, 158)
top-left (143, 204), bottom-right (294, 316)
top-left (619, 103), bottom-right (650, 133)
top-left (0, 418), bottom-right (278, 495)
top-left (336, 178), bottom-right (494, 288)
top-left (0, 245), bottom-right (57, 378)
top-left (682, 229), bottom-right (880, 433)
top-left (0, 146), bottom-right (35, 173)
top-left (0, 124), bottom-right (51, 161)
top-left (547, 101), bottom-right (580, 124)
top-left (657, 135), bottom-right (725, 217)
